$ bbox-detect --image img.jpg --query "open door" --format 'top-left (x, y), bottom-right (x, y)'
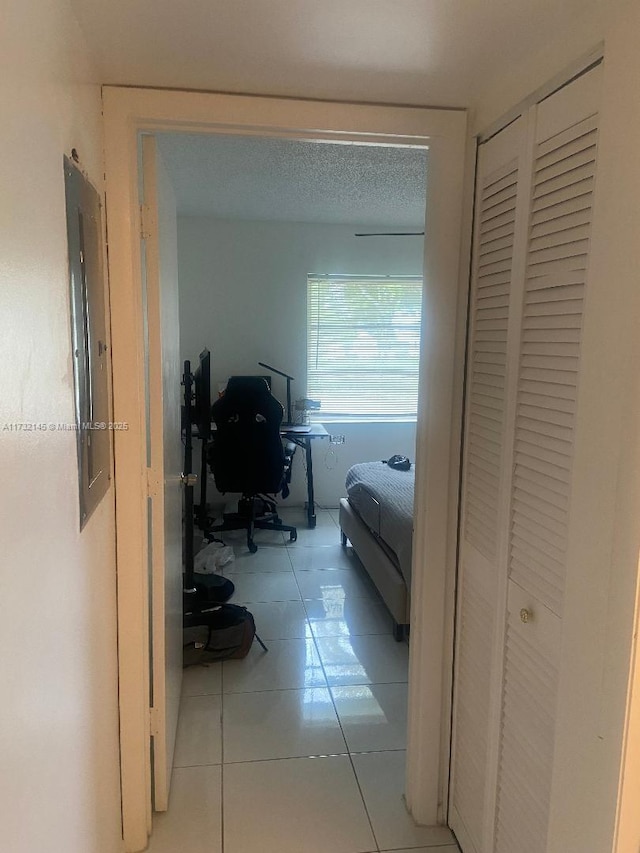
top-left (140, 134), bottom-right (184, 811)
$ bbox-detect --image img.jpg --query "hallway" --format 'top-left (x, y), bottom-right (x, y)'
top-left (148, 508), bottom-right (459, 853)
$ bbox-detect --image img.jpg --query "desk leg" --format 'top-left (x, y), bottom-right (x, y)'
top-left (305, 438), bottom-right (316, 528)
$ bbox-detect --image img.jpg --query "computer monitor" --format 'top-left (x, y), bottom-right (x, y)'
top-left (190, 349), bottom-right (212, 531)
top-left (193, 348), bottom-right (211, 441)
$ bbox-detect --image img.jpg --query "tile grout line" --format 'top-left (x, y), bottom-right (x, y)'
top-left (220, 658), bottom-right (225, 853)
top-left (221, 515), bottom-right (410, 853)
top-left (323, 660), bottom-right (382, 853)
top-left (303, 512), bottom-right (410, 853)
top-left (218, 747), bottom-right (405, 767)
top-left (340, 715), bottom-right (382, 852)
top-left (342, 722), bottom-right (383, 851)
top-left (296, 564), bottom-right (382, 853)
top-left (221, 678), bottom-right (409, 696)
top-left (218, 679), bottom-right (410, 696)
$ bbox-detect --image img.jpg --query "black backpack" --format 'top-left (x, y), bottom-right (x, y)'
top-left (183, 604), bottom-right (259, 665)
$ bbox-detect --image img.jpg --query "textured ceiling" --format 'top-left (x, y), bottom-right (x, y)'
top-left (72, 0), bottom-right (608, 109)
top-left (157, 134), bottom-right (428, 226)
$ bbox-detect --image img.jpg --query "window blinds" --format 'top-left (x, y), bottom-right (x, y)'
top-left (307, 274), bottom-right (423, 419)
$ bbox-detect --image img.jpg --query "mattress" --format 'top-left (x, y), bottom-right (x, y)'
top-left (345, 461), bottom-right (415, 585)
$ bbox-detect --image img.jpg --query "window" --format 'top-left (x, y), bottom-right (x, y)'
top-left (307, 274), bottom-right (423, 421)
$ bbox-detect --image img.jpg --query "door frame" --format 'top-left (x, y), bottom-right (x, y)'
top-left (102, 85), bottom-right (468, 852)
top-left (140, 134), bottom-right (184, 813)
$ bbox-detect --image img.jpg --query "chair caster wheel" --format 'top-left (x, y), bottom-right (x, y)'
top-left (248, 541), bottom-right (258, 554)
top-left (289, 531), bottom-right (297, 542)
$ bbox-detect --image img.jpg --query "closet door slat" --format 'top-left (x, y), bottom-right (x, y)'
top-left (494, 584), bottom-right (561, 853)
top-left (464, 159), bottom-right (518, 561)
top-left (509, 111), bottom-right (598, 617)
top-left (452, 560), bottom-right (497, 847)
top-left (451, 117), bottom-right (524, 853)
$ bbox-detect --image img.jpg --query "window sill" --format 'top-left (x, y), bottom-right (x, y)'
top-left (316, 416), bottom-right (418, 425)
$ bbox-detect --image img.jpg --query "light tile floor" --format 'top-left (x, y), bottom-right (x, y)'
top-left (149, 507), bottom-right (460, 853)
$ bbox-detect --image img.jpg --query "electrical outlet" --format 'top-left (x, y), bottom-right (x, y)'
top-left (329, 434), bottom-right (345, 445)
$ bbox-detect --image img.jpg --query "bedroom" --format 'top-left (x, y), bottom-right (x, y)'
top-left (162, 132), bottom-right (426, 511)
top-left (136, 130), bottom-right (432, 850)
top-left (169, 130), bottom-right (422, 624)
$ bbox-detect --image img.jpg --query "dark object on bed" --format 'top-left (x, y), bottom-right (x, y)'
top-left (339, 461), bottom-right (415, 641)
top-left (383, 454), bottom-right (411, 471)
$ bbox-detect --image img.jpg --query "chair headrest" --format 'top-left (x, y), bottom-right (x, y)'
top-left (225, 376), bottom-right (271, 398)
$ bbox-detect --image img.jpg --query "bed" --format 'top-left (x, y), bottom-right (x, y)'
top-left (339, 461), bottom-right (415, 640)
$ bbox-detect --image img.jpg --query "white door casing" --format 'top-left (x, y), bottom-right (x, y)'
top-left (140, 135), bottom-right (183, 813)
top-left (103, 87), bottom-right (467, 851)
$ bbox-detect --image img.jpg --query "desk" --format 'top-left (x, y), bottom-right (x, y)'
top-left (281, 423), bottom-right (329, 528)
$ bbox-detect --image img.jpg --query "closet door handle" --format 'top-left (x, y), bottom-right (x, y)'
top-left (520, 608), bottom-right (532, 624)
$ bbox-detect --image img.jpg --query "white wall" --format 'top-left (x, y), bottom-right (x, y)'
top-left (0, 3), bottom-right (122, 852)
top-left (470, 0), bottom-right (636, 133)
top-left (571, 8), bottom-right (640, 849)
top-left (470, 0), bottom-right (627, 134)
top-left (178, 217), bottom-right (422, 506)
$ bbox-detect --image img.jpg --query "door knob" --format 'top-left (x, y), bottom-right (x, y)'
top-left (520, 608), bottom-right (532, 624)
top-left (181, 473), bottom-right (198, 486)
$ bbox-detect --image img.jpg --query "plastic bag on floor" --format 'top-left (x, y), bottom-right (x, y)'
top-left (194, 540), bottom-right (235, 574)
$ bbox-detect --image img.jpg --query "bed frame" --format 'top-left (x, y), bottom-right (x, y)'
top-left (339, 497), bottom-right (410, 641)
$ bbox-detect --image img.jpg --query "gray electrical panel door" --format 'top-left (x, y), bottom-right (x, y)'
top-left (64, 156), bottom-right (111, 528)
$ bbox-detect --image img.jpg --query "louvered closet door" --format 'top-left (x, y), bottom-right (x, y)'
top-left (449, 118), bottom-right (525, 853)
top-left (494, 65), bottom-right (602, 853)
